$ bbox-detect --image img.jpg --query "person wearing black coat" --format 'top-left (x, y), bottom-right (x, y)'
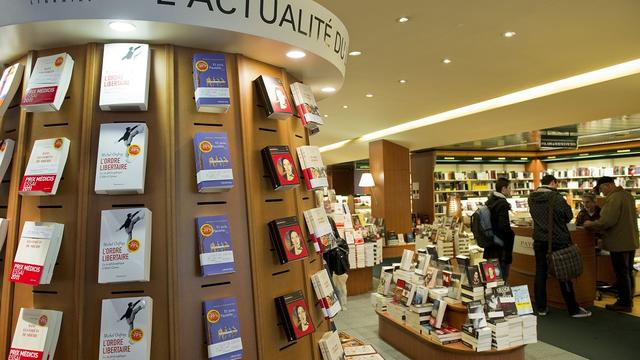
top-left (483, 178), bottom-right (515, 281)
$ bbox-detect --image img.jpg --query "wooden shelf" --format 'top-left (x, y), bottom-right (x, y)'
top-left (435, 179), bottom-right (533, 183)
top-left (435, 190), bottom-right (494, 194)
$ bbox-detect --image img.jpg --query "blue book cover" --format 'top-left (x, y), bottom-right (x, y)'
top-left (197, 215), bottom-right (236, 276)
top-left (193, 53), bottom-right (230, 112)
top-left (193, 132), bottom-right (234, 192)
top-left (204, 297), bottom-right (243, 360)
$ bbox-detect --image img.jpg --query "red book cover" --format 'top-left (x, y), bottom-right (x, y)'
top-left (263, 146), bottom-right (299, 189)
top-left (255, 75), bottom-right (293, 119)
top-left (481, 262), bottom-right (497, 283)
top-left (282, 290), bottom-right (315, 340)
top-left (273, 217), bottom-right (308, 262)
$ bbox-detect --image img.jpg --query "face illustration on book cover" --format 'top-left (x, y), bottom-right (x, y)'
top-left (482, 263), bottom-right (497, 282)
top-left (468, 267), bottom-right (482, 287)
top-left (292, 304), bottom-right (311, 334)
top-left (283, 228), bottom-right (306, 258)
top-left (276, 156), bottom-right (296, 182)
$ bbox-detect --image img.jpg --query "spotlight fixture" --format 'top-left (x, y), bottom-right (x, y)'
top-left (349, 51), bottom-right (362, 56)
top-left (343, 105), bottom-right (349, 109)
top-left (397, 17), bottom-right (409, 23)
top-left (286, 50), bottom-right (306, 59)
top-left (109, 21), bottom-right (136, 32)
top-left (399, 79), bottom-right (407, 84)
top-left (503, 31), bottom-right (517, 38)
top-left (442, 58), bottom-right (452, 64)
top-left (321, 87), bottom-right (336, 93)
top-left (365, 94), bottom-right (374, 98)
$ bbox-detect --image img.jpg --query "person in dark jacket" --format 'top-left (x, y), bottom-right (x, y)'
top-left (528, 175), bottom-right (591, 318)
top-left (484, 177), bottom-right (515, 281)
top-left (575, 192), bottom-right (600, 226)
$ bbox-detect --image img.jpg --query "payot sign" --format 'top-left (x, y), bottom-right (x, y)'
top-left (1, 0), bottom-right (349, 75)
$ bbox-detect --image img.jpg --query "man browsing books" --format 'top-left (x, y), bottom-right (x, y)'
top-left (484, 178), bottom-right (515, 281)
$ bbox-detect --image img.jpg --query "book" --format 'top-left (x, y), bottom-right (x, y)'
top-left (290, 82), bottom-right (323, 128)
top-left (343, 345), bottom-right (376, 356)
top-left (10, 221), bottom-right (64, 286)
top-left (310, 268), bottom-right (342, 318)
top-left (193, 132), bottom-right (234, 192)
top-left (414, 252), bottom-right (430, 276)
top-left (399, 249), bottom-right (414, 271)
top-left (466, 300), bottom-right (488, 329)
top-left (303, 207), bottom-right (333, 253)
top-left (197, 216), bottom-right (236, 276)
top-left (296, 146), bottom-right (328, 190)
top-left (254, 75), bottom-right (293, 120)
top-left (95, 123), bottom-right (148, 194)
top-left (447, 273), bottom-right (462, 300)
top-left (21, 53), bottom-right (74, 112)
top-left (0, 63), bottom-right (24, 117)
top-left (480, 261), bottom-right (498, 284)
top-left (193, 53), bottom-right (230, 113)
top-left (0, 218), bottom-right (8, 251)
top-left (424, 267), bottom-right (439, 288)
top-left (413, 285), bottom-right (430, 305)
top-left (466, 265), bottom-right (483, 287)
top-left (99, 296), bottom-right (153, 360)
top-left (429, 298), bottom-right (447, 329)
top-left (262, 145), bottom-right (299, 190)
top-left (484, 291), bottom-right (504, 320)
top-left (494, 285), bottom-right (517, 316)
top-left (203, 297), bottom-right (242, 360)
top-left (442, 270), bottom-right (453, 287)
top-left (275, 290), bottom-right (315, 342)
top-left (318, 331), bottom-right (344, 360)
top-left (19, 138), bottom-right (70, 196)
top-left (9, 308), bottom-right (62, 360)
top-left (99, 208), bottom-right (152, 283)
top-left (345, 355), bottom-right (384, 360)
top-left (377, 266), bottom-right (394, 296)
top-left (99, 43), bottom-right (150, 111)
top-left (511, 285), bottom-right (534, 315)
top-left (0, 139), bottom-right (16, 182)
top-left (487, 259), bottom-right (504, 281)
top-left (268, 216), bottom-right (308, 264)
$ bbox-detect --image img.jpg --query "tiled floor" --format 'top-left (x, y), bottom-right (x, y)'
top-left (334, 293), bottom-right (588, 360)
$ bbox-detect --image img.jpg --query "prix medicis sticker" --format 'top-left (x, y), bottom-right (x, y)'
top-left (195, 60), bottom-right (209, 72)
top-left (199, 140), bottom-right (213, 153)
top-left (128, 144), bottom-right (141, 157)
top-left (207, 309), bottom-right (221, 324)
top-left (129, 328), bottom-right (144, 343)
top-left (200, 223), bottom-right (214, 237)
top-left (127, 239), bottom-right (141, 253)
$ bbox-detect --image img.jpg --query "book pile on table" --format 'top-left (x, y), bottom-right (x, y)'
top-left (521, 314), bottom-right (538, 344)
top-left (461, 323), bottom-right (492, 352)
top-left (348, 244), bottom-right (357, 269)
top-left (488, 319), bottom-right (510, 350)
top-left (405, 303), bottom-right (432, 332)
top-left (318, 331), bottom-right (343, 360)
top-left (431, 325), bottom-right (462, 345)
top-left (337, 332), bottom-right (384, 360)
top-left (508, 316), bottom-right (524, 347)
top-left (356, 244), bottom-right (366, 268)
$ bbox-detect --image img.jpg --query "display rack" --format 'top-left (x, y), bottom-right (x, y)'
top-left (0, 44), bottom-right (328, 359)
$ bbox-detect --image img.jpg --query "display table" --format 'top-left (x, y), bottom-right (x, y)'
top-left (383, 243), bottom-right (416, 259)
top-left (377, 311), bottom-right (525, 360)
top-left (510, 226), bottom-right (596, 308)
top-left (346, 267), bottom-right (374, 296)
top-left (444, 302), bottom-right (468, 329)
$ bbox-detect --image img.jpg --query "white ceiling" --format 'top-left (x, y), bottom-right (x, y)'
top-left (313, 0), bottom-right (640, 164)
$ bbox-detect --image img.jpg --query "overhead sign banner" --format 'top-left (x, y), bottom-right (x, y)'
top-left (540, 134), bottom-right (578, 148)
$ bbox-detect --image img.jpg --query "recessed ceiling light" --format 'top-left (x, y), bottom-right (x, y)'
top-left (397, 17), bottom-right (409, 23)
top-left (365, 94), bottom-right (374, 98)
top-left (109, 21), bottom-right (136, 32)
top-left (442, 58), bottom-right (452, 64)
top-left (444, 157), bottom-right (455, 160)
top-left (474, 157), bottom-right (483, 160)
top-left (343, 105), bottom-right (349, 109)
top-left (547, 156), bottom-right (556, 159)
top-left (349, 51), bottom-right (362, 56)
top-left (321, 87), bottom-right (336, 93)
top-left (520, 157), bottom-right (528, 160)
top-left (498, 157), bottom-right (506, 160)
top-left (617, 149), bottom-right (631, 153)
top-left (579, 153), bottom-right (590, 156)
top-left (399, 79), bottom-right (407, 84)
top-left (503, 31), bottom-right (517, 38)
top-left (323, 114), bottom-right (329, 118)
top-left (286, 50), bottom-right (306, 59)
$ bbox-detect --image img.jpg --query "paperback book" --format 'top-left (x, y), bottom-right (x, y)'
top-left (268, 216), bottom-right (308, 264)
top-left (466, 266), bottom-right (483, 288)
top-left (99, 43), bottom-right (150, 111)
top-left (429, 298), bottom-right (447, 329)
top-left (303, 207), bottom-right (333, 253)
top-left (494, 285), bottom-right (517, 316)
top-left (262, 145), bottom-right (299, 190)
top-left (19, 138), bottom-right (70, 196)
top-left (484, 291), bottom-right (504, 320)
top-left (0, 138), bottom-right (15, 182)
top-left (193, 53), bottom-right (231, 113)
top-left (99, 208), bottom-right (152, 283)
top-left (197, 216), bottom-right (236, 276)
top-left (203, 297), bottom-right (243, 360)
top-left (254, 75), bottom-right (293, 120)
top-left (414, 252), bottom-right (430, 276)
top-left (275, 290), bottom-right (315, 342)
top-left (9, 308), bottom-right (62, 360)
top-left (290, 82), bottom-right (323, 128)
top-left (95, 123), bottom-right (148, 194)
top-left (480, 261), bottom-right (498, 284)
top-left (511, 285), bottom-right (534, 315)
top-left (399, 249), bottom-right (414, 271)
top-left (21, 53), bottom-right (74, 112)
top-left (311, 268), bottom-right (342, 318)
top-left (466, 300), bottom-right (488, 329)
top-left (193, 132), bottom-right (234, 192)
top-left (0, 63), bottom-right (24, 117)
top-left (10, 221), bottom-right (64, 286)
top-left (296, 146), bottom-right (328, 190)
top-left (99, 296), bottom-right (153, 360)
top-left (0, 218), bottom-right (8, 251)
top-left (318, 331), bottom-right (344, 360)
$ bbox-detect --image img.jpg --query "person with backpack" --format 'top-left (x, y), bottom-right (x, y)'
top-left (486, 178), bottom-right (515, 281)
top-left (528, 175), bottom-right (591, 318)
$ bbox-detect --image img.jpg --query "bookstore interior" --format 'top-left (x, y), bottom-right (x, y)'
top-left (0, 1), bottom-right (639, 360)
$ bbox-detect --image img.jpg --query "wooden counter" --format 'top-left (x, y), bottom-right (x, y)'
top-left (510, 226), bottom-right (596, 308)
top-left (377, 310), bottom-right (525, 360)
top-left (383, 243), bottom-right (416, 259)
top-left (346, 267), bottom-right (374, 296)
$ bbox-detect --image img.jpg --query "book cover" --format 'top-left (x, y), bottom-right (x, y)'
top-left (9, 308), bottom-right (62, 360)
top-left (296, 146), bottom-right (328, 190)
top-left (488, 259), bottom-right (503, 281)
top-left (193, 132), bottom-right (234, 192)
top-left (466, 300), bottom-right (487, 329)
top-left (429, 298), bottom-right (447, 329)
top-left (262, 145), bottom-right (299, 190)
top-left (19, 137), bottom-right (70, 196)
top-left (99, 297), bottom-right (153, 360)
top-left (424, 267), bottom-right (439, 289)
top-left (203, 297), bottom-right (243, 360)
top-left (442, 270), bottom-right (453, 287)
top-left (290, 82), bottom-right (323, 127)
top-left (197, 216), bottom-right (236, 276)
top-left (254, 75), bottom-right (293, 119)
top-left (99, 43), bottom-right (150, 111)
top-left (193, 53), bottom-right (230, 113)
top-left (95, 123), bottom-right (148, 194)
top-left (99, 208), bottom-right (152, 283)
top-left (311, 269), bottom-right (341, 318)
top-left (511, 285), bottom-right (534, 315)
top-left (480, 262), bottom-right (498, 283)
top-left (466, 266), bottom-right (483, 287)
top-left (277, 290), bottom-right (315, 341)
top-left (484, 291), bottom-right (504, 319)
top-left (415, 252), bottom-right (430, 276)
top-left (493, 285), bottom-right (517, 316)
top-left (10, 222), bottom-right (63, 286)
top-left (0, 63), bottom-right (24, 117)
top-left (21, 53), bottom-right (74, 112)
top-left (0, 139), bottom-right (16, 182)
top-left (269, 216), bottom-right (308, 263)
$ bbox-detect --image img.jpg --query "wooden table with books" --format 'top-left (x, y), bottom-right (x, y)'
top-left (376, 310), bottom-right (525, 360)
top-left (383, 243), bottom-right (416, 259)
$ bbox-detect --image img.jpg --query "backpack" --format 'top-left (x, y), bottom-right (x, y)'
top-left (470, 205), bottom-right (494, 248)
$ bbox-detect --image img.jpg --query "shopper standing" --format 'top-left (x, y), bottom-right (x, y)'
top-left (528, 175), bottom-right (591, 317)
top-left (484, 177), bottom-right (515, 281)
top-left (584, 176), bottom-right (639, 312)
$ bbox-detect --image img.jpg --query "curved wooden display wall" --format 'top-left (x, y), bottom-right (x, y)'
top-left (0, 44), bottom-right (328, 359)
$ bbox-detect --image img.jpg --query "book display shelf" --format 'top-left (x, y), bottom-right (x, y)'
top-left (0, 44), bottom-right (328, 359)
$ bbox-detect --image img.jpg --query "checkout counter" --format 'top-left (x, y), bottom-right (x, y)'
top-left (510, 226), bottom-right (597, 308)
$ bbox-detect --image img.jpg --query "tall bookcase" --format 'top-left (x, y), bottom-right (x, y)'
top-left (0, 44), bottom-right (328, 359)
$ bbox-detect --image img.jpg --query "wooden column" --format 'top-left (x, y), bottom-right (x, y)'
top-left (526, 159), bottom-right (546, 189)
top-left (410, 151), bottom-right (436, 223)
top-left (369, 140), bottom-right (411, 236)
top-left (327, 164), bottom-right (355, 195)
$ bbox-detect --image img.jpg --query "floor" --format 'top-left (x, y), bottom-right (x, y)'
top-left (334, 292), bottom-right (588, 360)
top-left (594, 292), bottom-right (640, 317)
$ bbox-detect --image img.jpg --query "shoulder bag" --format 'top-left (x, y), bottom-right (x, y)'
top-left (547, 195), bottom-right (583, 281)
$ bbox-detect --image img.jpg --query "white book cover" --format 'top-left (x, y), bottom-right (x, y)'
top-left (0, 139), bottom-right (15, 182)
top-left (19, 138), bottom-right (70, 196)
top-left (399, 249), bottom-right (414, 271)
top-left (0, 218), bottom-right (8, 251)
top-left (0, 63), bottom-right (24, 117)
top-left (99, 208), bottom-right (152, 283)
top-left (21, 53), bottom-right (74, 112)
top-left (100, 44), bottom-right (150, 111)
top-left (297, 146), bottom-right (328, 190)
top-left (313, 269), bottom-right (341, 318)
top-left (100, 297), bottom-right (153, 360)
top-left (290, 82), bottom-right (323, 126)
top-left (95, 123), bottom-right (148, 194)
top-left (319, 331), bottom-right (343, 360)
top-left (10, 222), bottom-right (63, 286)
top-left (9, 308), bottom-right (62, 360)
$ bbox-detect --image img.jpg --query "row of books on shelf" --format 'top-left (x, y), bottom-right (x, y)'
top-left (544, 166), bottom-right (640, 178)
top-left (347, 241), bottom-right (383, 269)
top-left (556, 178), bottom-right (640, 190)
top-left (261, 145), bottom-right (328, 191)
top-left (434, 171), bottom-right (533, 181)
top-left (0, 46), bottom-right (324, 134)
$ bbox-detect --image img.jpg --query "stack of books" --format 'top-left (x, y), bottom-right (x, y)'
top-left (192, 53), bottom-right (231, 113)
top-left (428, 287), bottom-right (449, 300)
top-left (193, 132), bottom-right (234, 192)
top-left (364, 243), bottom-right (375, 267)
top-left (303, 207), bottom-right (333, 253)
top-left (99, 297), bottom-right (153, 360)
top-left (296, 146), bottom-right (328, 190)
top-left (99, 43), bottom-right (150, 111)
top-left (355, 244), bottom-right (366, 268)
top-left (311, 269), bottom-right (342, 318)
top-left (99, 208), bottom-right (152, 283)
top-left (347, 244), bottom-right (357, 269)
top-left (370, 293), bottom-right (391, 312)
top-left (10, 222), bottom-right (64, 286)
top-left (21, 53), bottom-right (74, 112)
top-left (268, 216), bottom-right (308, 264)
top-left (0, 63), bottom-right (24, 117)
top-left (521, 314), bottom-right (538, 344)
top-left (262, 145), bottom-right (299, 190)
top-left (405, 304), bottom-right (432, 332)
top-left (343, 345), bottom-right (377, 358)
top-left (454, 232), bottom-right (471, 256)
top-left (318, 331), bottom-right (344, 360)
top-left (507, 316), bottom-right (524, 347)
top-left (386, 301), bottom-right (407, 323)
top-left (488, 319), bottom-right (510, 350)
top-left (254, 75), bottom-right (293, 120)
top-left (203, 297), bottom-right (243, 360)
top-left (95, 123), bottom-right (148, 194)
top-left (9, 308), bottom-right (62, 360)
top-left (290, 82), bottom-right (323, 131)
top-left (461, 324), bottom-right (492, 352)
top-left (436, 237), bottom-right (454, 257)
top-left (197, 216), bottom-right (236, 276)
top-left (275, 290), bottom-right (315, 342)
top-left (431, 325), bottom-right (462, 345)
top-left (19, 138), bottom-right (70, 196)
